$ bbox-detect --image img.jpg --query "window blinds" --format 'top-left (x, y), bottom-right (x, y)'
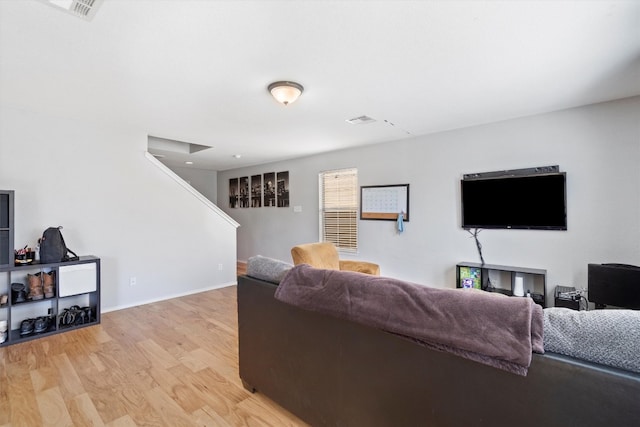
top-left (320, 168), bottom-right (358, 251)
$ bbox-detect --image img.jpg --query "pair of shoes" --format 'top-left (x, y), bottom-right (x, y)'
top-left (20, 316), bottom-right (52, 336)
top-left (20, 318), bottom-right (35, 336)
top-left (58, 306), bottom-right (94, 327)
top-left (11, 283), bottom-right (27, 304)
top-left (27, 274), bottom-right (44, 301)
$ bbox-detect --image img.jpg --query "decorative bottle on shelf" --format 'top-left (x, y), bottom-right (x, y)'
top-left (513, 275), bottom-right (525, 297)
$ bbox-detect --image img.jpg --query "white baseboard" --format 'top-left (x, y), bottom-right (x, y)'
top-left (101, 280), bottom-right (237, 313)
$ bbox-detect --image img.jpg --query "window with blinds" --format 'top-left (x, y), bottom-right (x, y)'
top-left (319, 168), bottom-right (358, 252)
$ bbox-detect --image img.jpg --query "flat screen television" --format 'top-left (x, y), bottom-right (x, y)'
top-left (461, 172), bottom-right (567, 230)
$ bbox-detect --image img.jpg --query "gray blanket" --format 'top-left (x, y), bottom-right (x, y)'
top-left (246, 255), bottom-right (293, 283)
top-left (276, 264), bottom-right (544, 376)
top-left (544, 307), bottom-right (640, 373)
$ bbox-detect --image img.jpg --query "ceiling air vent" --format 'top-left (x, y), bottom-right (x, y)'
top-left (40, 0), bottom-right (104, 21)
top-left (346, 115), bottom-right (376, 125)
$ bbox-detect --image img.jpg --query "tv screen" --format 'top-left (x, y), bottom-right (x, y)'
top-left (461, 173), bottom-right (567, 230)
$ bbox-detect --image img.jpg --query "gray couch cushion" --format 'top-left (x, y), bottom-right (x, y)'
top-left (544, 307), bottom-right (640, 373)
top-left (246, 255), bottom-right (293, 284)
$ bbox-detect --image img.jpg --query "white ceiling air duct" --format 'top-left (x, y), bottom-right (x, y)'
top-left (346, 115), bottom-right (376, 125)
top-left (40, 0), bottom-right (104, 21)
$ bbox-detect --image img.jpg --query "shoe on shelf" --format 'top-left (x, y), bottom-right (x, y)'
top-left (43, 271), bottom-right (55, 298)
top-left (81, 306), bottom-right (94, 323)
top-left (27, 274), bottom-right (44, 301)
top-left (59, 308), bottom-right (75, 327)
top-left (20, 318), bottom-right (35, 336)
top-left (0, 320), bottom-right (7, 338)
top-left (0, 294), bottom-right (8, 306)
top-left (11, 283), bottom-right (27, 304)
top-left (34, 316), bottom-right (50, 334)
top-left (0, 320), bottom-right (7, 344)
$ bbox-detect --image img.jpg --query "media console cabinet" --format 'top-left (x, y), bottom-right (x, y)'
top-left (456, 262), bottom-right (547, 307)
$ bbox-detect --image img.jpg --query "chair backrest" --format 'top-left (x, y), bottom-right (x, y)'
top-left (290, 242), bottom-right (340, 270)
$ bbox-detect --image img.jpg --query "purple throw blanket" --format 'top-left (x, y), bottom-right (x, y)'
top-left (275, 264), bottom-right (544, 376)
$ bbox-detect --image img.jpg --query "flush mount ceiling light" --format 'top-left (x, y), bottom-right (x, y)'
top-left (268, 81), bottom-right (304, 106)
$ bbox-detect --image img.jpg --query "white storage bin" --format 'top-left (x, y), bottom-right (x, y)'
top-left (59, 263), bottom-right (97, 297)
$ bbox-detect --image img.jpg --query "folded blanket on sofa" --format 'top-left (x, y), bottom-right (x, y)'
top-left (276, 264), bottom-right (544, 376)
top-left (544, 307), bottom-right (640, 373)
top-left (246, 255), bottom-right (293, 284)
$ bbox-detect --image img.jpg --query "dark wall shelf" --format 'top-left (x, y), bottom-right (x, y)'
top-left (456, 262), bottom-right (547, 307)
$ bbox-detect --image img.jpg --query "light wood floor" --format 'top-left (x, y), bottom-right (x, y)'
top-left (0, 262), bottom-right (307, 427)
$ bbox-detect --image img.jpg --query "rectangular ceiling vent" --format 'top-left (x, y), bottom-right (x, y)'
top-left (346, 115), bottom-right (376, 125)
top-left (41, 0), bottom-right (104, 21)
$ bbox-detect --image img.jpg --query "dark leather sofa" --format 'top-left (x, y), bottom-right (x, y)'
top-left (237, 274), bottom-right (640, 427)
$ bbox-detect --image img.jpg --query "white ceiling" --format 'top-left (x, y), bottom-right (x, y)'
top-left (1, 0), bottom-right (639, 171)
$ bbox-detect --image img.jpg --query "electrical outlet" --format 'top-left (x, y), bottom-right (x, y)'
top-left (218, 264), bottom-right (223, 271)
top-left (129, 276), bottom-right (136, 287)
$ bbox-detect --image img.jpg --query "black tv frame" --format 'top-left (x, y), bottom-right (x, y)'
top-left (461, 165), bottom-right (567, 231)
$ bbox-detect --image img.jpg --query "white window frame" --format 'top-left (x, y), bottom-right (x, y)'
top-left (318, 168), bottom-right (358, 253)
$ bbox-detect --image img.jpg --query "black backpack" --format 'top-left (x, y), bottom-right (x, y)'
top-left (39, 226), bottom-right (79, 263)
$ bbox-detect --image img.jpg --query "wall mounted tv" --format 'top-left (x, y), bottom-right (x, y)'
top-left (461, 166), bottom-right (567, 230)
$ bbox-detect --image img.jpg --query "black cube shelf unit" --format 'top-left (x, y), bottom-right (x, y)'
top-left (0, 256), bottom-right (101, 346)
top-left (1, 188), bottom-right (100, 346)
top-left (0, 190), bottom-right (14, 269)
top-left (456, 262), bottom-right (547, 307)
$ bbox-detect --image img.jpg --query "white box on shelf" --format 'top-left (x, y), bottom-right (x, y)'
top-left (59, 263), bottom-right (96, 297)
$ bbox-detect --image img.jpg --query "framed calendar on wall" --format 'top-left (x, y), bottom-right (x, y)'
top-left (360, 184), bottom-right (409, 221)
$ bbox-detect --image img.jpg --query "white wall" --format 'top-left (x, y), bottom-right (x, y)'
top-left (167, 165), bottom-right (217, 203)
top-left (0, 105), bottom-right (238, 312)
top-left (218, 97), bottom-right (640, 306)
